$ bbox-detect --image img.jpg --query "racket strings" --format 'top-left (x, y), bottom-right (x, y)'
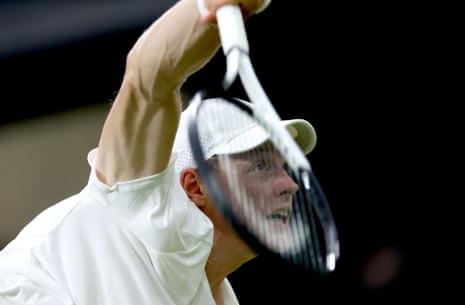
top-left (214, 142), bottom-right (326, 269)
top-left (289, 181), bottom-right (319, 270)
top-left (216, 152), bottom-right (295, 254)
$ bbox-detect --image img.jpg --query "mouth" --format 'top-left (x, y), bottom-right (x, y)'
top-left (266, 209), bottom-right (291, 223)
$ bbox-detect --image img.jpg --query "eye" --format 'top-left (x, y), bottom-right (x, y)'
top-left (251, 158), bottom-right (280, 174)
top-left (252, 161), bottom-right (268, 172)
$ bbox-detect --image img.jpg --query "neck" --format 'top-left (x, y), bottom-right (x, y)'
top-left (205, 231), bottom-right (257, 304)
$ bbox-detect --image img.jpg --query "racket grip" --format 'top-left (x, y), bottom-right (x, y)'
top-left (216, 5), bottom-right (249, 56)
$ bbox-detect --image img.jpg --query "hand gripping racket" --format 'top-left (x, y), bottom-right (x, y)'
top-left (187, 5), bottom-right (340, 273)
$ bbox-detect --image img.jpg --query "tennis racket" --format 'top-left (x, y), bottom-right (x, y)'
top-left (187, 4), bottom-right (339, 273)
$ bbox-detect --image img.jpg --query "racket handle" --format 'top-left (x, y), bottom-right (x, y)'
top-left (216, 5), bottom-right (249, 56)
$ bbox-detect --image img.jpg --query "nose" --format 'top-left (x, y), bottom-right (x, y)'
top-left (274, 167), bottom-right (299, 196)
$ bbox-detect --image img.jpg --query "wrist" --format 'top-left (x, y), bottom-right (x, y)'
top-left (196, 0), bottom-right (271, 17)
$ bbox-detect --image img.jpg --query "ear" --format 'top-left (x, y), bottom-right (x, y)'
top-left (180, 168), bottom-right (208, 209)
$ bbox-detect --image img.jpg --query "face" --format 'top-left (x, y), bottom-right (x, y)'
top-left (211, 142), bottom-right (299, 253)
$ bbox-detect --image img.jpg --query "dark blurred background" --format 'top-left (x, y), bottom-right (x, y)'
top-left (1, 1), bottom-right (463, 304)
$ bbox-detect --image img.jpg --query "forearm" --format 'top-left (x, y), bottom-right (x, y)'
top-left (127, 0), bottom-right (221, 98)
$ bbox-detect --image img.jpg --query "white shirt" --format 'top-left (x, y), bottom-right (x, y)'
top-left (0, 148), bottom-right (240, 305)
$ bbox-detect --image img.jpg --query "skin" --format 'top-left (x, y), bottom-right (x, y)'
top-left (93, 1), bottom-right (269, 304)
top-left (211, 142), bottom-right (299, 252)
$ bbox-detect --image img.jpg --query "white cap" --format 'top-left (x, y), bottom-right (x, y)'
top-left (173, 97), bottom-right (317, 172)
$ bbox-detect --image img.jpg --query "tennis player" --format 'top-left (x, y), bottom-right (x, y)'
top-left (0, 0), bottom-right (317, 304)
